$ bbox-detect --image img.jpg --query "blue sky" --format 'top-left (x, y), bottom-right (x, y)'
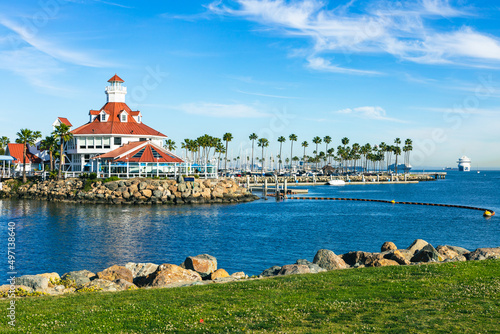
top-left (1, 0), bottom-right (500, 168)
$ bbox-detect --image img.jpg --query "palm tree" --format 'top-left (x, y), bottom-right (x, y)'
top-left (379, 142), bottom-right (390, 171)
top-left (164, 139), bottom-right (176, 151)
top-left (323, 136), bottom-right (331, 167)
top-left (360, 143), bottom-right (371, 172)
top-left (222, 132), bottom-right (233, 172)
top-left (257, 138), bottom-right (269, 173)
top-left (289, 133), bottom-right (297, 170)
top-left (0, 136), bottom-right (9, 155)
top-left (403, 138), bottom-right (413, 173)
top-left (351, 143), bottom-right (360, 172)
top-left (249, 133), bottom-right (258, 171)
top-left (326, 147), bottom-right (334, 165)
top-left (40, 136), bottom-right (58, 171)
top-left (15, 129), bottom-right (41, 183)
top-left (215, 141), bottom-right (226, 170)
top-left (312, 136), bottom-right (322, 170)
top-left (52, 124), bottom-right (73, 179)
top-left (277, 136), bottom-right (286, 173)
top-left (393, 138), bottom-right (401, 174)
top-left (301, 141), bottom-right (308, 170)
top-left (181, 139), bottom-right (190, 161)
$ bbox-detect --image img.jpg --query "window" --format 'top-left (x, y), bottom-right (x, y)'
top-left (132, 148), bottom-right (145, 159)
top-left (139, 138), bottom-right (147, 142)
top-left (121, 114), bottom-right (127, 122)
top-left (88, 137), bottom-right (94, 149)
top-left (100, 113), bottom-right (107, 122)
top-left (78, 137), bottom-right (86, 149)
top-left (114, 137), bottom-right (122, 146)
top-left (151, 148), bottom-right (162, 158)
top-left (95, 137), bottom-right (102, 149)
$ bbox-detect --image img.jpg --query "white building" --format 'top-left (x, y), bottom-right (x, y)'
top-left (457, 156), bottom-right (471, 172)
top-left (65, 75), bottom-right (168, 172)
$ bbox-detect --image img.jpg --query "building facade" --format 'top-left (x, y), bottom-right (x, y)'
top-left (65, 75), bottom-right (168, 172)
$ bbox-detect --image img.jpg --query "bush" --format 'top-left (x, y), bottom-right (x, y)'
top-left (82, 179), bottom-right (94, 192)
top-left (49, 170), bottom-right (58, 180)
top-left (79, 172), bottom-right (97, 180)
top-left (103, 176), bottom-right (120, 183)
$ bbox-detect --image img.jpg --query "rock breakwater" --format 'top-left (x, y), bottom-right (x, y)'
top-left (0, 177), bottom-right (258, 205)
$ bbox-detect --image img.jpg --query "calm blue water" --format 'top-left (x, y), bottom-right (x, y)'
top-left (1, 171), bottom-right (499, 280)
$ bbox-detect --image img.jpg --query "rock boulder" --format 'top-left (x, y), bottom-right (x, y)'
top-left (381, 242), bottom-right (397, 252)
top-left (313, 249), bottom-right (348, 270)
top-left (295, 259), bottom-right (326, 273)
top-left (62, 270), bottom-right (96, 286)
top-left (15, 275), bottom-right (49, 292)
top-left (407, 239), bottom-right (430, 255)
top-left (465, 247), bottom-right (500, 261)
top-left (261, 266), bottom-right (282, 277)
top-left (210, 269), bottom-right (230, 280)
top-left (145, 264), bottom-right (202, 288)
top-left (125, 262), bottom-right (159, 279)
top-left (97, 265), bottom-right (133, 283)
top-left (411, 244), bottom-right (443, 262)
top-left (278, 264), bottom-right (311, 276)
top-left (181, 254), bottom-right (217, 278)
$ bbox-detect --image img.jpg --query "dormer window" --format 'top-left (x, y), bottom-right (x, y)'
top-left (100, 113), bottom-right (107, 122)
top-left (120, 111), bottom-right (128, 122)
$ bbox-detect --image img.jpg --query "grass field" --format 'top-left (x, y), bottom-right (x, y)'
top-left (1, 259), bottom-right (499, 333)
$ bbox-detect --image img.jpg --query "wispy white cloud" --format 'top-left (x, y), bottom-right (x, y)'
top-left (208, 0), bottom-right (500, 73)
top-left (176, 102), bottom-right (271, 118)
top-left (160, 12), bottom-right (212, 22)
top-left (95, 0), bottom-right (133, 8)
top-left (307, 56), bottom-right (382, 75)
top-left (0, 17), bottom-right (111, 67)
top-left (337, 106), bottom-right (407, 123)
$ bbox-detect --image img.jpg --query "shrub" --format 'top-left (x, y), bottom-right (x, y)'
top-left (82, 179), bottom-right (95, 192)
top-left (103, 176), bottom-right (120, 183)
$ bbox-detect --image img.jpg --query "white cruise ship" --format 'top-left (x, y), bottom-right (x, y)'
top-left (457, 156), bottom-right (471, 172)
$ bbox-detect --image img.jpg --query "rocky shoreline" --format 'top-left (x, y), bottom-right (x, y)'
top-left (0, 177), bottom-right (258, 205)
top-left (2, 240), bottom-right (499, 298)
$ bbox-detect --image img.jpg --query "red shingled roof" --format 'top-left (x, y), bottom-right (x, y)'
top-left (73, 102), bottom-right (167, 137)
top-left (57, 117), bottom-right (72, 127)
top-left (93, 141), bottom-right (145, 159)
top-left (7, 143), bottom-right (42, 164)
top-left (108, 74), bottom-right (124, 83)
top-left (93, 141), bottom-right (183, 163)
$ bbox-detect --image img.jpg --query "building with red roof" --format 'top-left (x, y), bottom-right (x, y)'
top-left (52, 117), bottom-right (73, 129)
top-left (63, 75), bottom-right (174, 172)
top-left (91, 141), bottom-right (184, 177)
top-left (5, 143), bottom-right (42, 172)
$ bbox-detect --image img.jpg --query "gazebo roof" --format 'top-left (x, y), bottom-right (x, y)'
top-left (93, 141), bottom-right (183, 163)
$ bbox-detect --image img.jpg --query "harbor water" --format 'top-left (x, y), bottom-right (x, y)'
top-left (1, 170), bottom-right (499, 279)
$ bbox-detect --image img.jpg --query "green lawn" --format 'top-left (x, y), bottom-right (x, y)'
top-left (2, 260), bottom-right (499, 333)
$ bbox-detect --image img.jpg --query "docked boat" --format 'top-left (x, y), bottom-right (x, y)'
top-left (328, 180), bottom-right (346, 186)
